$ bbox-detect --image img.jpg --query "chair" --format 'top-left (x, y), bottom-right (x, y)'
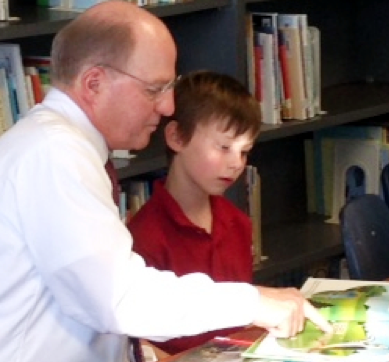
top-left (339, 194), bottom-right (389, 280)
top-left (381, 163), bottom-right (389, 208)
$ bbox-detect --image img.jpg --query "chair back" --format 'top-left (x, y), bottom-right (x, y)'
top-left (381, 163), bottom-right (389, 208)
top-left (339, 194), bottom-right (389, 280)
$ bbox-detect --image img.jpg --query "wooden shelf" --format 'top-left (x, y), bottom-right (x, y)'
top-left (258, 83), bottom-right (389, 142)
top-left (116, 127), bottom-right (167, 180)
top-left (145, 0), bottom-right (230, 17)
top-left (253, 215), bottom-right (343, 283)
top-left (5, 1), bottom-right (229, 40)
top-left (244, 0), bottom-right (275, 3)
top-left (116, 153), bottom-right (167, 180)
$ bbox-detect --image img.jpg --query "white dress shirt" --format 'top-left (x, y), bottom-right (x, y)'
top-left (0, 88), bottom-right (260, 362)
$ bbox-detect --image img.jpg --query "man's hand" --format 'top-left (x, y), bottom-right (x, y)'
top-left (252, 286), bottom-right (333, 338)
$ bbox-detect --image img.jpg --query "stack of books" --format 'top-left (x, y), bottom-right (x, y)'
top-left (0, 44), bottom-right (49, 136)
top-left (246, 12), bottom-right (323, 125)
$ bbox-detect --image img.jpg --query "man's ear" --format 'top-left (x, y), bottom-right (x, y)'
top-left (165, 120), bottom-right (183, 152)
top-left (79, 66), bottom-right (104, 102)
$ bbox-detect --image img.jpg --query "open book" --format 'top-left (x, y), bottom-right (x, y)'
top-left (242, 278), bottom-right (389, 362)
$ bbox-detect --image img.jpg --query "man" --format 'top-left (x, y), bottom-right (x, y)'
top-left (0, 1), bottom-right (331, 362)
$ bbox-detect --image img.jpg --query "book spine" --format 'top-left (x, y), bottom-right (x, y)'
top-left (278, 14), bottom-right (308, 121)
top-left (278, 30), bottom-right (292, 120)
top-left (299, 14), bottom-right (315, 119)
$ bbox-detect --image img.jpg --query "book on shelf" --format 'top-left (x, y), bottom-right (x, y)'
top-left (245, 165), bottom-right (262, 267)
top-left (245, 13), bottom-right (257, 99)
top-left (277, 14), bottom-right (307, 121)
top-left (258, 31), bottom-right (279, 125)
top-left (252, 12), bottom-right (282, 125)
top-left (0, 43), bottom-right (30, 121)
top-left (0, 67), bottom-right (13, 134)
top-left (309, 26), bottom-right (323, 116)
top-left (23, 55), bottom-right (52, 95)
top-left (253, 31), bottom-right (262, 108)
top-left (24, 73), bottom-right (35, 109)
top-left (121, 169), bottom-right (167, 220)
top-left (242, 277), bottom-right (389, 362)
top-left (24, 66), bottom-right (45, 104)
top-left (278, 29), bottom-right (292, 120)
top-left (246, 12), bottom-right (321, 123)
top-left (298, 14), bottom-right (315, 119)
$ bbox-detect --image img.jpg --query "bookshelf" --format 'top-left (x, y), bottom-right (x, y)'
top-left (244, 0), bottom-right (389, 285)
top-left (7, 0), bottom-right (389, 286)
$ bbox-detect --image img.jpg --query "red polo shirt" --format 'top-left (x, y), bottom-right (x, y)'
top-left (128, 179), bottom-right (253, 354)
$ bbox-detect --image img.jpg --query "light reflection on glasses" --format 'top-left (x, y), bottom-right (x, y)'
top-left (96, 63), bottom-right (181, 100)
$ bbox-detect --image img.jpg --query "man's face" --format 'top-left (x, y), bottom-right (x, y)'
top-left (94, 27), bottom-right (177, 151)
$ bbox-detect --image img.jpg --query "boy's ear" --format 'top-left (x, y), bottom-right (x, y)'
top-left (165, 121), bottom-right (184, 151)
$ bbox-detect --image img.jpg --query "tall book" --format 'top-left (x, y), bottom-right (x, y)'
top-left (258, 31), bottom-right (279, 124)
top-left (278, 29), bottom-right (292, 120)
top-left (309, 26), bottom-right (323, 116)
top-left (252, 12), bottom-right (282, 124)
top-left (253, 31), bottom-right (262, 106)
top-left (24, 66), bottom-right (45, 104)
top-left (245, 13), bottom-right (256, 96)
top-left (278, 14), bottom-right (307, 121)
top-left (0, 43), bottom-right (29, 120)
top-left (23, 55), bottom-right (52, 95)
top-left (24, 74), bottom-right (35, 109)
top-left (298, 14), bottom-right (315, 119)
top-left (0, 67), bottom-right (13, 133)
top-left (246, 165), bottom-right (262, 267)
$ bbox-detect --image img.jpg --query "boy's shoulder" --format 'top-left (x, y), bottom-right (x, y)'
top-left (212, 195), bottom-right (251, 223)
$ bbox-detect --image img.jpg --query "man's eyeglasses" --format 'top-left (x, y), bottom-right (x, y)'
top-left (96, 63), bottom-right (181, 101)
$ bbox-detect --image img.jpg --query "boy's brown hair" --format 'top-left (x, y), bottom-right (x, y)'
top-left (166, 70), bottom-right (261, 161)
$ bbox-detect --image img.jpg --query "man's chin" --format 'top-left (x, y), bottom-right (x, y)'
top-left (130, 135), bottom-right (152, 151)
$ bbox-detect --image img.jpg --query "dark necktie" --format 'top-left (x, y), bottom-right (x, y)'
top-left (105, 158), bottom-right (145, 362)
top-left (105, 158), bottom-right (121, 206)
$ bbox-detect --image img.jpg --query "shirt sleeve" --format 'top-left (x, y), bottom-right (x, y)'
top-left (18, 131), bottom-right (260, 341)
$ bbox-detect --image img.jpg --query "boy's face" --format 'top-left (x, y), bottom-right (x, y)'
top-left (176, 119), bottom-right (254, 196)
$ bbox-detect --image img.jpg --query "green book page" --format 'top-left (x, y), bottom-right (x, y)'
top-left (242, 278), bottom-right (389, 362)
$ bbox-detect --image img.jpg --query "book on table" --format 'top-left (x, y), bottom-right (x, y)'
top-left (242, 277), bottom-right (389, 362)
top-left (170, 337), bottom-right (249, 362)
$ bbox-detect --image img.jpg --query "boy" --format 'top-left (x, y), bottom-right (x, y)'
top-left (128, 70), bottom-right (262, 355)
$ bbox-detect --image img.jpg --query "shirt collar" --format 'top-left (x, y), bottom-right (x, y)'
top-left (41, 87), bottom-right (109, 163)
top-left (153, 179), bottom-right (231, 230)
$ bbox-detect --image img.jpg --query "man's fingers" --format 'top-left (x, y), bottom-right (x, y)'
top-left (303, 300), bottom-right (333, 333)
